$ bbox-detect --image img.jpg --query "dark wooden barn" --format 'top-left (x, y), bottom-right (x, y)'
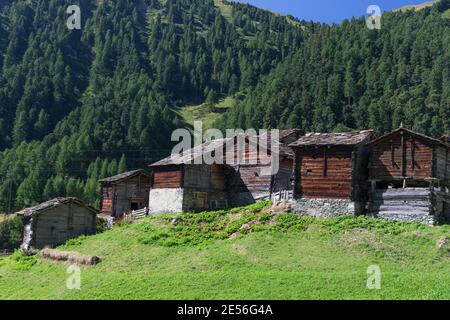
top-left (367, 127), bottom-right (450, 224)
top-left (99, 170), bottom-right (152, 217)
top-left (17, 198), bottom-right (97, 250)
top-left (289, 131), bottom-right (375, 215)
top-left (148, 130), bottom-right (300, 213)
top-left (227, 130), bottom-right (300, 205)
top-left (368, 127), bottom-right (450, 188)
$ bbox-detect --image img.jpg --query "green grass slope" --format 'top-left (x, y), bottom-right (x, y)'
top-left (393, 1), bottom-right (437, 12)
top-left (1, 202), bottom-right (450, 300)
top-left (177, 96), bottom-right (237, 131)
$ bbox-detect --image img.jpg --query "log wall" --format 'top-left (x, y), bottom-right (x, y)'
top-left (435, 145), bottom-right (450, 183)
top-left (101, 173), bottom-right (151, 216)
top-left (100, 186), bottom-right (113, 214)
top-left (295, 146), bottom-right (354, 199)
top-left (152, 166), bottom-right (183, 189)
top-left (183, 164), bottom-right (226, 191)
top-left (370, 132), bottom-right (434, 181)
top-left (369, 187), bottom-right (450, 225)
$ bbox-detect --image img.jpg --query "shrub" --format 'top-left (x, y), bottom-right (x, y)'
top-left (96, 216), bottom-right (108, 233)
top-left (274, 214), bottom-right (314, 231)
top-left (0, 216), bottom-right (23, 250)
top-left (10, 250), bottom-right (37, 271)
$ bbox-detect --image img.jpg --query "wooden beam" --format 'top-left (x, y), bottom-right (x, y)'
top-left (390, 139), bottom-right (395, 167)
top-left (292, 150), bottom-right (299, 199)
top-left (401, 131), bottom-right (406, 177)
top-left (445, 148), bottom-right (449, 182)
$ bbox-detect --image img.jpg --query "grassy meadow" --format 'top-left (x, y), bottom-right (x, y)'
top-left (0, 202), bottom-right (449, 300)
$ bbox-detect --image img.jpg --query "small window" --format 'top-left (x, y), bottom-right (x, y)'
top-left (194, 192), bottom-right (207, 209)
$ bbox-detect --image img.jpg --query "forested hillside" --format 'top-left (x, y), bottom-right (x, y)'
top-left (216, 0), bottom-right (450, 135)
top-left (0, 0), bottom-right (449, 212)
top-left (0, 0), bottom-right (307, 210)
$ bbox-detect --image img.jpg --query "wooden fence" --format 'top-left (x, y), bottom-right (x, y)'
top-left (130, 207), bottom-right (149, 220)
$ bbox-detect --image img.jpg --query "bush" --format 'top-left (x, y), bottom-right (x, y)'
top-left (96, 216), bottom-right (108, 233)
top-left (10, 250), bottom-right (37, 270)
top-left (0, 216), bottom-right (23, 250)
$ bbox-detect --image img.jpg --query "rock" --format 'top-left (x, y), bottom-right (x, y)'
top-left (228, 232), bottom-right (238, 240)
top-left (241, 220), bottom-right (259, 229)
top-left (270, 201), bottom-right (291, 214)
top-left (437, 236), bottom-right (449, 249)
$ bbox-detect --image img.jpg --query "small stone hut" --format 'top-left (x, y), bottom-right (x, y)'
top-left (16, 198), bottom-right (97, 249)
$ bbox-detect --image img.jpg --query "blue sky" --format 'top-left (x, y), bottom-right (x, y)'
top-left (233, 0), bottom-right (432, 24)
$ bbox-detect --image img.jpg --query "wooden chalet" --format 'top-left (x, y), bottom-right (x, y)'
top-left (368, 127), bottom-right (450, 188)
top-left (148, 130), bottom-right (301, 214)
top-left (227, 129), bottom-right (301, 205)
top-left (99, 169), bottom-right (152, 217)
top-left (289, 131), bottom-right (375, 214)
top-left (367, 127), bottom-right (450, 224)
top-left (17, 198), bottom-right (97, 249)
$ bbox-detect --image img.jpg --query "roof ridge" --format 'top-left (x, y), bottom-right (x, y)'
top-left (16, 197), bottom-right (98, 217)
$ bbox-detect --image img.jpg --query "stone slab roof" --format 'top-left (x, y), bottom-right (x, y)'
top-left (289, 131), bottom-right (375, 147)
top-left (16, 198), bottom-right (98, 217)
top-left (99, 169), bottom-right (151, 184)
top-left (149, 130), bottom-right (299, 167)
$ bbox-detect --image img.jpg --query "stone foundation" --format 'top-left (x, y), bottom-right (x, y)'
top-left (290, 198), bottom-right (356, 217)
top-left (149, 188), bottom-right (184, 214)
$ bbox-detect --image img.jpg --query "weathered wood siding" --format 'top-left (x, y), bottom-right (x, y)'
top-left (273, 158), bottom-right (294, 193)
top-left (183, 164), bottom-right (226, 191)
top-left (226, 140), bottom-right (274, 195)
top-left (101, 173), bottom-right (151, 216)
top-left (114, 175), bottom-right (151, 215)
top-left (435, 145), bottom-right (450, 183)
top-left (152, 165), bottom-right (183, 189)
top-left (352, 145), bottom-right (371, 205)
top-left (100, 185), bottom-right (113, 214)
top-left (369, 188), bottom-right (433, 224)
top-left (33, 204), bottom-right (96, 249)
top-left (369, 132), bottom-right (434, 181)
top-left (370, 187), bottom-right (450, 225)
top-left (296, 146), bottom-right (354, 199)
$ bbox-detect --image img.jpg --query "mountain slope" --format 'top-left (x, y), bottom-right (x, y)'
top-left (0, 0), bottom-right (308, 211)
top-left (393, 1), bottom-right (437, 12)
top-left (1, 0), bottom-right (450, 211)
top-left (215, 1), bottom-right (450, 136)
top-left (1, 204), bottom-right (450, 299)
